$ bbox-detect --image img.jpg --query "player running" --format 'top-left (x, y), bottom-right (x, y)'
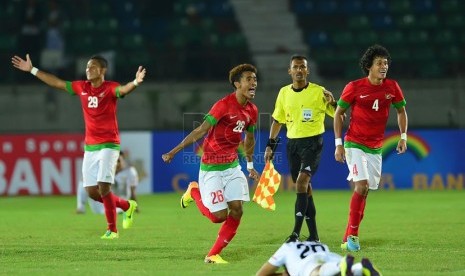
top-left (162, 64), bottom-right (260, 264)
top-left (334, 44), bottom-right (408, 251)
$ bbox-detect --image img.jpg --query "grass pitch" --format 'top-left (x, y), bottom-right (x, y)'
top-left (1, 190), bottom-right (464, 275)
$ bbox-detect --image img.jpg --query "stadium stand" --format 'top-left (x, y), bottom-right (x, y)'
top-left (292, 0), bottom-right (465, 79)
top-left (0, 0), bottom-right (251, 83)
top-left (1, 0), bottom-right (464, 131)
top-left (2, 0), bottom-right (464, 83)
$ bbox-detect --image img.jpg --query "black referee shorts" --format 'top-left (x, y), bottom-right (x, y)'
top-left (286, 134), bottom-right (323, 183)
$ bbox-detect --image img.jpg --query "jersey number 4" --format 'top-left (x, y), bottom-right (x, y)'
top-left (372, 99), bottom-right (379, 111)
top-left (88, 96), bottom-right (99, 108)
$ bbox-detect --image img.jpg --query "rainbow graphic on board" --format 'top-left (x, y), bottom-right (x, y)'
top-left (382, 132), bottom-right (430, 160)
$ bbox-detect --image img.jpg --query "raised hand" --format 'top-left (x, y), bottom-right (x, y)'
top-left (135, 66), bottom-right (146, 85)
top-left (11, 54), bottom-right (33, 72)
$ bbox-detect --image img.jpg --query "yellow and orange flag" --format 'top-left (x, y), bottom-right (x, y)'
top-left (253, 161), bottom-right (282, 211)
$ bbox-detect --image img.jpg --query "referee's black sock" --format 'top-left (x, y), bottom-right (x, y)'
top-left (292, 192), bottom-right (308, 236)
top-left (305, 195), bottom-right (319, 241)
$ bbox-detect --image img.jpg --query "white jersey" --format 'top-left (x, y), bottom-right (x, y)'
top-left (267, 241), bottom-right (342, 276)
top-left (114, 166), bottom-right (139, 198)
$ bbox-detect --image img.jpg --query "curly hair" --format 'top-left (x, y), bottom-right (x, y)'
top-left (229, 64), bottom-right (257, 89)
top-left (359, 44), bottom-right (391, 76)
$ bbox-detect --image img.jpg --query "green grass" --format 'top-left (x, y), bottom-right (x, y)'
top-left (1, 190), bottom-right (464, 275)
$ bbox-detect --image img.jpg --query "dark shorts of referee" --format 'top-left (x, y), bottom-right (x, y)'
top-left (286, 134), bottom-right (323, 183)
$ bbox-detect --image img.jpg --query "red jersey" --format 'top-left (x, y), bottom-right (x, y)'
top-left (202, 93), bottom-right (258, 165)
top-left (339, 78), bottom-right (406, 149)
top-left (66, 80), bottom-right (121, 146)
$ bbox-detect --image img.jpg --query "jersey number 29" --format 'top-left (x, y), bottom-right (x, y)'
top-left (88, 96), bottom-right (98, 108)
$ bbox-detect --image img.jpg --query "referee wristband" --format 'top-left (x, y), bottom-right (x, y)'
top-left (247, 162), bottom-right (254, 170)
top-left (335, 138), bottom-right (343, 146)
top-left (133, 79), bottom-right (139, 86)
top-left (400, 133), bottom-right (407, 141)
top-left (30, 67), bottom-right (38, 76)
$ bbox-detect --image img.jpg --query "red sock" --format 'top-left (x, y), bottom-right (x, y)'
top-left (343, 191), bottom-right (364, 241)
top-left (360, 196), bottom-right (367, 222)
top-left (102, 192), bottom-right (117, 232)
top-left (343, 195), bottom-right (367, 241)
top-left (208, 215), bottom-right (240, 256)
top-left (191, 188), bottom-right (223, 223)
top-left (112, 193), bottom-right (130, 211)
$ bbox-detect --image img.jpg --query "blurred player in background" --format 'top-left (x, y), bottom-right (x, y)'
top-left (256, 240), bottom-right (381, 276)
top-left (77, 151), bottom-right (140, 214)
top-left (162, 64), bottom-right (260, 264)
top-left (334, 44), bottom-right (408, 251)
top-left (12, 54), bottom-right (145, 239)
top-left (265, 55), bottom-right (337, 243)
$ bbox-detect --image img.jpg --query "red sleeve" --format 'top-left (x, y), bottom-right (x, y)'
top-left (392, 81), bottom-right (405, 104)
top-left (207, 98), bottom-right (227, 121)
top-left (340, 82), bottom-right (355, 104)
top-left (107, 81), bottom-right (120, 98)
top-left (65, 80), bottom-right (83, 95)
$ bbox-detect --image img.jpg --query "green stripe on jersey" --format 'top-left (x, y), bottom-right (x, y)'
top-left (247, 125), bottom-right (256, 132)
top-left (393, 99), bottom-right (406, 108)
top-left (65, 81), bottom-right (75, 95)
top-left (345, 141), bottom-right (382, 154)
top-left (204, 114), bottom-right (217, 126)
top-left (338, 99), bottom-right (350, 109)
top-left (85, 143), bottom-right (121, 151)
top-left (200, 160), bottom-right (239, 171)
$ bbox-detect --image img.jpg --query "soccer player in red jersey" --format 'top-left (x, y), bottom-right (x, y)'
top-left (162, 64), bottom-right (260, 264)
top-left (11, 54), bottom-right (146, 239)
top-left (333, 45), bottom-right (408, 251)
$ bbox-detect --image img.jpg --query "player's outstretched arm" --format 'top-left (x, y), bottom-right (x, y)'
top-left (162, 120), bottom-right (212, 163)
top-left (396, 106), bottom-right (408, 154)
top-left (11, 54), bottom-right (67, 91)
top-left (119, 66), bottom-right (147, 97)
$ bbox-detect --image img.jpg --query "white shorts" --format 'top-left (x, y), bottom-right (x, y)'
top-left (345, 147), bottom-right (382, 190)
top-left (198, 165), bottom-right (250, 213)
top-left (82, 148), bottom-right (119, 187)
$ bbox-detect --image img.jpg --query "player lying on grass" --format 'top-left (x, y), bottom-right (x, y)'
top-left (256, 240), bottom-right (381, 276)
